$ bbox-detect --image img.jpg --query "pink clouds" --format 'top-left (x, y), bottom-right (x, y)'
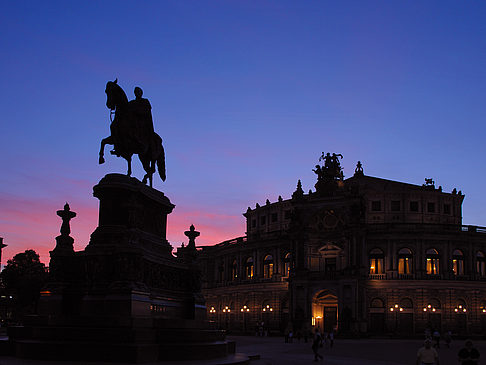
top-left (0, 193), bottom-right (245, 266)
top-left (0, 193), bottom-right (98, 266)
top-left (167, 209), bottom-right (245, 248)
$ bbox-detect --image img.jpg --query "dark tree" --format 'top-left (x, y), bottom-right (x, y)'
top-left (0, 250), bottom-right (48, 318)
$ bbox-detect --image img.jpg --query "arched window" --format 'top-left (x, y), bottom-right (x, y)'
top-left (245, 257), bottom-right (254, 279)
top-left (452, 249), bottom-right (464, 276)
top-left (231, 259), bottom-right (238, 281)
top-left (261, 300), bottom-right (274, 313)
top-left (369, 248), bottom-right (384, 274)
top-left (477, 251), bottom-right (486, 277)
top-left (424, 298), bottom-right (441, 312)
top-left (370, 298), bottom-right (384, 308)
top-left (480, 301), bottom-right (486, 314)
top-left (263, 255), bottom-right (274, 278)
top-left (454, 299), bottom-right (467, 313)
top-left (398, 248), bottom-right (413, 274)
top-left (284, 253), bottom-right (292, 277)
top-left (400, 298), bottom-right (413, 309)
top-left (426, 248), bottom-right (440, 275)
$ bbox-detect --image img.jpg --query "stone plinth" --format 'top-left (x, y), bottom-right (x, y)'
top-left (6, 174), bottom-right (241, 363)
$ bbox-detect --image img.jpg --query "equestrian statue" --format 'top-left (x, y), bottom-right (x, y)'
top-left (99, 79), bottom-right (166, 187)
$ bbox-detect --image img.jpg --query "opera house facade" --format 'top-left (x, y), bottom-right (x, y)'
top-left (197, 155), bottom-right (486, 336)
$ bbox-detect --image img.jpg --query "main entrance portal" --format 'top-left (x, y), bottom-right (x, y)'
top-left (313, 290), bottom-right (338, 332)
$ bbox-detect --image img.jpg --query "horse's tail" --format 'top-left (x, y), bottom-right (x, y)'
top-left (156, 135), bottom-right (166, 182)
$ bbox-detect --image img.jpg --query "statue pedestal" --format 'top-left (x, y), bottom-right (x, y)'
top-left (7, 174), bottom-right (242, 363)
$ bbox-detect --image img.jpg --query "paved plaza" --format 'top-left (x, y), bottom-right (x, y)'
top-left (231, 335), bottom-right (486, 365)
top-left (0, 335), bottom-right (484, 365)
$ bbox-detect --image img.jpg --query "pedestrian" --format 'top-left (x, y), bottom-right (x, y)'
top-left (323, 332), bottom-right (329, 349)
top-left (288, 329), bottom-right (293, 343)
top-left (329, 329), bottom-right (334, 348)
top-left (458, 339), bottom-right (480, 365)
top-left (416, 338), bottom-right (439, 365)
top-left (444, 330), bottom-right (452, 349)
top-left (312, 328), bottom-right (323, 362)
top-left (432, 329), bottom-right (440, 348)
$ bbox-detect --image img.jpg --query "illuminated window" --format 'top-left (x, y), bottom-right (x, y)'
top-left (477, 251), bottom-right (486, 277)
top-left (284, 253), bottom-right (292, 277)
top-left (263, 255), bottom-right (274, 278)
top-left (398, 248), bottom-right (413, 274)
top-left (231, 259), bottom-right (238, 281)
top-left (245, 257), bottom-right (254, 279)
top-left (452, 249), bottom-right (464, 276)
top-left (369, 248), bottom-right (384, 274)
top-left (426, 248), bottom-right (440, 275)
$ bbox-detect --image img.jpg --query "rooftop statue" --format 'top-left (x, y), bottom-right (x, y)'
top-left (316, 152), bottom-right (343, 181)
top-left (99, 79), bottom-right (166, 187)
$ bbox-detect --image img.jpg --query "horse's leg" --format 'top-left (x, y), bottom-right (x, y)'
top-left (139, 152), bottom-right (153, 185)
top-left (99, 136), bottom-right (113, 164)
top-left (127, 155), bottom-right (132, 176)
top-left (149, 160), bottom-right (154, 188)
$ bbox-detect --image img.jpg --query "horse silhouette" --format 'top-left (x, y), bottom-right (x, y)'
top-left (99, 79), bottom-right (166, 187)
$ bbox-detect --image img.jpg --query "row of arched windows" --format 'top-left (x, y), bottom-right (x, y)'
top-left (369, 248), bottom-right (486, 276)
top-left (218, 253), bottom-right (292, 281)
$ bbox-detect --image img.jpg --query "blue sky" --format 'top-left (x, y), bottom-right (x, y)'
top-left (1, 1), bottom-right (485, 264)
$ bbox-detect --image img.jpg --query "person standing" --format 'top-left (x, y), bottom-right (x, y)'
top-left (329, 329), bottom-right (334, 348)
top-left (458, 340), bottom-right (480, 365)
top-left (432, 329), bottom-right (440, 348)
top-left (416, 339), bottom-right (439, 365)
top-left (312, 328), bottom-right (323, 362)
top-left (444, 330), bottom-right (452, 349)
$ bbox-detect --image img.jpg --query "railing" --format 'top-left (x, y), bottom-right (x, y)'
top-left (365, 223), bottom-right (486, 234)
top-left (368, 274), bottom-right (386, 280)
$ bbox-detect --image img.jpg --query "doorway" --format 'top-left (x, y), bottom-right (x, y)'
top-left (313, 290), bottom-right (338, 332)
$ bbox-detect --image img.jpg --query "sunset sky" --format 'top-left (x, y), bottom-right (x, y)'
top-left (1, 1), bottom-right (485, 265)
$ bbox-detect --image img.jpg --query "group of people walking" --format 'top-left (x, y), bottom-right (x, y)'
top-left (417, 336), bottom-right (480, 365)
top-left (311, 328), bottom-right (334, 361)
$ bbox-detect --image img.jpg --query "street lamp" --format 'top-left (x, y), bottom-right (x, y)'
top-left (262, 304), bottom-right (273, 336)
top-left (454, 304), bottom-right (467, 313)
top-left (389, 304), bottom-right (402, 334)
top-left (240, 305), bottom-right (250, 333)
top-left (222, 305), bottom-right (231, 331)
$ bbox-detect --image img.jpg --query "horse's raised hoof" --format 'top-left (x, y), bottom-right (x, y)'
top-left (99, 156), bottom-right (105, 164)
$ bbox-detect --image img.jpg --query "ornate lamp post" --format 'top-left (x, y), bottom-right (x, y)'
top-left (222, 305), bottom-right (231, 331)
top-left (454, 304), bottom-right (467, 334)
top-left (262, 304), bottom-right (273, 335)
top-left (240, 305), bottom-right (250, 333)
top-left (389, 304), bottom-right (403, 334)
top-left (423, 303), bottom-right (438, 330)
